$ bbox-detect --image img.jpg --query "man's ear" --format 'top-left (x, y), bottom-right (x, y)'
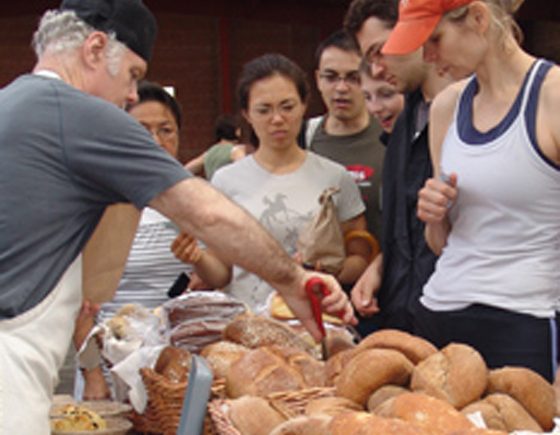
top-left (315, 69), bottom-right (321, 86)
top-left (82, 31), bottom-right (109, 69)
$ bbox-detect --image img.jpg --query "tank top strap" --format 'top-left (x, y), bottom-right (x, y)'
top-left (455, 61), bottom-right (541, 145)
top-left (523, 59), bottom-right (558, 170)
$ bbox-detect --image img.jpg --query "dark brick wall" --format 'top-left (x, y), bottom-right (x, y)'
top-left (0, 1), bottom-right (348, 162)
top-left (1, 1), bottom-right (558, 162)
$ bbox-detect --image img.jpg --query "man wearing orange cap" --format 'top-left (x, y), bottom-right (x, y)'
top-left (384, 0), bottom-right (560, 382)
top-left (344, 0), bottom-right (451, 334)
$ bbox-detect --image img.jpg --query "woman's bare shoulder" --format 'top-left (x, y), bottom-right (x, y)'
top-left (541, 65), bottom-right (560, 108)
top-left (431, 78), bottom-right (470, 115)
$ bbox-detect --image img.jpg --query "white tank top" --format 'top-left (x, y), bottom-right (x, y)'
top-left (422, 60), bottom-right (560, 317)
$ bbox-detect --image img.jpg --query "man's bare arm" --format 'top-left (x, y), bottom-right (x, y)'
top-left (150, 177), bottom-right (356, 339)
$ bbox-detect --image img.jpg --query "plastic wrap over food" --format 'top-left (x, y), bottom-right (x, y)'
top-left (162, 291), bottom-right (248, 353)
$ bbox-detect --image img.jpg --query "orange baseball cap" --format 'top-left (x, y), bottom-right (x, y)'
top-left (382, 0), bottom-right (473, 55)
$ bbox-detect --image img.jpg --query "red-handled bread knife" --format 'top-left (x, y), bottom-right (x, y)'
top-left (305, 276), bottom-right (343, 360)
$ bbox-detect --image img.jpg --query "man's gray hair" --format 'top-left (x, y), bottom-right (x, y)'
top-left (32, 10), bottom-right (126, 76)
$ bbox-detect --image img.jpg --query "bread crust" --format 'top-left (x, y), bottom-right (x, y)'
top-left (228, 396), bottom-right (285, 435)
top-left (410, 343), bottom-right (488, 408)
top-left (462, 393), bottom-right (542, 432)
top-left (335, 348), bottom-right (414, 406)
top-left (200, 340), bottom-right (248, 379)
top-left (486, 366), bottom-right (556, 431)
top-left (329, 411), bottom-right (430, 435)
top-left (375, 392), bottom-right (475, 432)
top-left (304, 396), bottom-right (362, 417)
top-left (354, 329), bottom-right (437, 364)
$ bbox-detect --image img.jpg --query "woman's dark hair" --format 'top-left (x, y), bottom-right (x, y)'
top-left (214, 114), bottom-right (240, 142)
top-left (126, 80), bottom-right (183, 129)
top-left (236, 53), bottom-right (310, 111)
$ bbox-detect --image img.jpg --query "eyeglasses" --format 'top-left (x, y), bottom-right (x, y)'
top-left (144, 125), bottom-right (178, 142)
top-left (319, 71), bottom-right (361, 86)
top-left (250, 101), bottom-right (299, 120)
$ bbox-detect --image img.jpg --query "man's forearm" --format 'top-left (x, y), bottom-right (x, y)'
top-left (151, 178), bottom-right (301, 290)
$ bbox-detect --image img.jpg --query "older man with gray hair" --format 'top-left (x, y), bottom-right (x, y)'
top-left (0, 1), bottom-right (355, 432)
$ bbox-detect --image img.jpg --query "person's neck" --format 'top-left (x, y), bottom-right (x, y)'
top-left (473, 42), bottom-right (534, 100)
top-left (34, 54), bottom-right (85, 91)
top-left (421, 63), bottom-right (453, 103)
top-left (324, 109), bottom-right (370, 136)
top-left (253, 144), bottom-right (306, 174)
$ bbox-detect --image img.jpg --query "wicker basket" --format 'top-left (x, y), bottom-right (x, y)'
top-left (206, 387), bottom-right (336, 435)
top-left (130, 367), bottom-right (226, 435)
top-left (267, 386), bottom-right (336, 419)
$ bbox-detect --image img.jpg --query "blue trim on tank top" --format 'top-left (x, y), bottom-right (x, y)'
top-left (525, 60), bottom-right (560, 171)
top-left (457, 61), bottom-right (537, 145)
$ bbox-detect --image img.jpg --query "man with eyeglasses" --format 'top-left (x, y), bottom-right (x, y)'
top-left (306, 29), bottom-right (385, 256)
top-left (343, 0), bottom-right (451, 335)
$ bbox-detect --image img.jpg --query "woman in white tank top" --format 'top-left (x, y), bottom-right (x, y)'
top-left (381, 0), bottom-right (560, 381)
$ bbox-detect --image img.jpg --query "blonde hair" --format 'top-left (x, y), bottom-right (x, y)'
top-left (446, 0), bottom-right (525, 45)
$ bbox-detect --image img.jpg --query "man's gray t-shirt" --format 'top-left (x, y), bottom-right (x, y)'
top-left (212, 152), bottom-right (365, 312)
top-left (309, 116), bottom-right (385, 239)
top-left (0, 75), bottom-right (189, 319)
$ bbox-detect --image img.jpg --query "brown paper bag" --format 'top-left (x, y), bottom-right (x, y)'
top-left (82, 203), bottom-right (141, 303)
top-left (297, 187), bottom-right (345, 275)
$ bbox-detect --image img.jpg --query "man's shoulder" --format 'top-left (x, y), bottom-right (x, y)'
top-left (305, 151), bottom-right (348, 175)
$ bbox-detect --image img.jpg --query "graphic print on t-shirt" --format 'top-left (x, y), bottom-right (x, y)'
top-left (259, 193), bottom-right (312, 255)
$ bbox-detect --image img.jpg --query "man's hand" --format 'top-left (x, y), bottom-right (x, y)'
top-left (276, 269), bottom-right (357, 342)
top-left (351, 254), bottom-right (382, 317)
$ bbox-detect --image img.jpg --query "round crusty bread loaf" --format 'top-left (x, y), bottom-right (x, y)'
top-left (354, 329), bottom-right (437, 364)
top-left (224, 313), bottom-right (314, 354)
top-left (228, 396), bottom-right (285, 435)
top-left (325, 348), bottom-right (356, 386)
top-left (325, 330), bottom-right (356, 357)
top-left (486, 366), bottom-right (555, 431)
top-left (367, 384), bottom-right (409, 412)
top-left (375, 392), bottom-right (475, 432)
top-left (462, 393), bottom-right (542, 432)
top-left (269, 414), bottom-right (332, 435)
top-left (304, 396), bottom-right (362, 417)
top-left (335, 348), bottom-right (414, 406)
top-left (271, 345), bottom-right (326, 388)
top-left (410, 343), bottom-right (488, 408)
top-left (153, 346), bottom-right (191, 383)
top-left (329, 411), bottom-right (430, 435)
top-left (226, 346), bottom-right (306, 398)
top-left (200, 340), bottom-right (248, 379)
